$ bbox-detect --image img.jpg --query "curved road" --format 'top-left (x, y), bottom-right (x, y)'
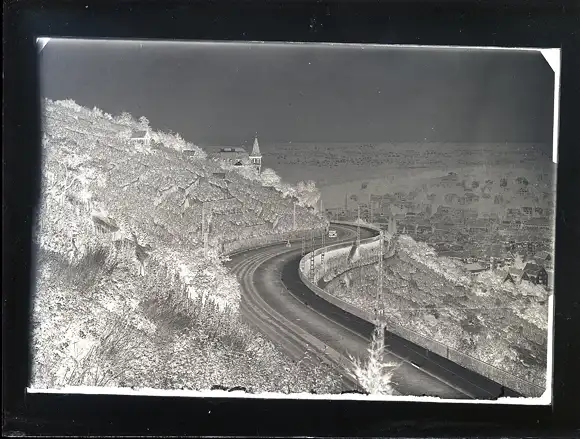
top-left (225, 223), bottom-right (516, 399)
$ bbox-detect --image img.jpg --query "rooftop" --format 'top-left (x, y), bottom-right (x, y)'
top-left (130, 130), bottom-right (148, 139)
top-left (508, 268), bottom-right (524, 277)
top-left (465, 262), bottom-right (486, 272)
top-left (249, 136), bottom-right (261, 157)
top-left (219, 147), bottom-right (248, 153)
top-left (523, 262), bottom-right (545, 274)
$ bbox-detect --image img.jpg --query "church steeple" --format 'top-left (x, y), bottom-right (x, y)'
top-left (249, 134), bottom-right (262, 174)
top-left (250, 135), bottom-right (261, 157)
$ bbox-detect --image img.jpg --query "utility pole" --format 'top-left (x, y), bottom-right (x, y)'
top-left (202, 202), bottom-right (206, 258)
top-left (301, 234), bottom-right (306, 256)
top-left (309, 229), bottom-right (315, 282)
top-left (320, 229), bottom-right (326, 278)
top-left (293, 202), bottom-right (296, 230)
top-left (377, 230), bottom-right (385, 349)
top-left (357, 204), bottom-right (361, 246)
top-left (369, 193), bottom-right (373, 224)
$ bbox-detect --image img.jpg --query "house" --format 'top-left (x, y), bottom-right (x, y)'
top-left (465, 262), bottom-right (486, 273)
top-left (504, 267), bottom-right (524, 284)
top-left (210, 136), bottom-right (263, 174)
top-left (521, 262), bottom-right (549, 287)
top-left (524, 218), bottom-right (551, 230)
top-left (212, 172), bottom-right (227, 180)
top-left (129, 129), bottom-right (151, 146)
top-left (533, 250), bottom-right (552, 263)
top-left (211, 147), bottom-right (251, 166)
top-left (465, 219), bottom-right (489, 232)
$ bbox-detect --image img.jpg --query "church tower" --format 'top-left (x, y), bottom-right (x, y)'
top-left (249, 135), bottom-right (262, 174)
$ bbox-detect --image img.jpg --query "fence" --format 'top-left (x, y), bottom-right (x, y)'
top-left (223, 227), bottom-right (326, 256)
top-left (298, 227), bottom-right (546, 398)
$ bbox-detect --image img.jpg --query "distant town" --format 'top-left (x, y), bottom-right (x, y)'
top-left (324, 171), bottom-right (555, 289)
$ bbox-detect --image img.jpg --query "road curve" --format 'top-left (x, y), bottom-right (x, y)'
top-left (225, 223), bottom-right (514, 399)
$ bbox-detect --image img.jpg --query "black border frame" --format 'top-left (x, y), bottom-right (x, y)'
top-left (4, 1), bottom-right (580, 436)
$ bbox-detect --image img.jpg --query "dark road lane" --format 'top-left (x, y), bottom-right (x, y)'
top-left (226, 223), bottom-right (515, 399)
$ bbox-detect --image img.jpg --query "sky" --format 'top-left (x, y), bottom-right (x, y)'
top-left (39, 39), bottom-right (554, 150)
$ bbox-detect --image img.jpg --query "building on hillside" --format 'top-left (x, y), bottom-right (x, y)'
top-left (210, 135), bottom-right (263, 174)
top-left (521, 262), bottom-right (549, 287)
top-left (504, 267), bottom-right (524, 283)
top-left (211, 147), bottom-right (251, 166)
top-left (129, 129), bottom-right (151, 146)
top-left (533, 250), bottom-right (552, 264)
top-left (465, 262), bottom-right (487, 274)
top-left (249, 136), bottom-right (262, 174)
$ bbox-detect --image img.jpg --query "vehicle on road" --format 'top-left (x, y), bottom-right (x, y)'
top-left (328, 229), bottom-right (338, 238)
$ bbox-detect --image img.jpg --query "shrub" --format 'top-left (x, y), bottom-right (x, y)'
top-left (348, 325), bottom-right (400, 395)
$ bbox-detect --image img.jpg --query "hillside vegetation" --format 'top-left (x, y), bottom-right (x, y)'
top-left (32, 99), bottom-right (338, 392)
top-left (324, 234), bottom-right (548, 389)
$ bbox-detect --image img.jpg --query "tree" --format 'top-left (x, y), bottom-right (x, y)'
top-left (116, 112), bottom-right (134, 125)
top-left (138, 116), bottom-right (150, 129)
top-left (294, 180), bottom-right (321, 209)
top-left (348, 326), bottom-right (399, 395)
top-left (260, 168), bottom-right (282, 187)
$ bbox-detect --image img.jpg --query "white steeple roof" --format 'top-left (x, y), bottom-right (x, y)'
top-left (250, 135), bottom-right (261, 157)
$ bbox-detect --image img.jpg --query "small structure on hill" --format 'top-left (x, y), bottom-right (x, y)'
top-left (212, 147), bottom-right (250, 166)
top-left (503, 267), bottom-right (524, 284)
top-left (249, 135), bottom-right (262, 174)
top-left (129, 129), bottom-right (151, 146)
top-left (521, 262), bottom-right (549, 287)
top-left (465, 262), bottom-right (486, 274)
top-left (533, 250), bottom-right (552, 264)
top-left (210, 135), bottom-right (263, 174)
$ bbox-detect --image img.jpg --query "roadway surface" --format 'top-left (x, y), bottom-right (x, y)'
top-left (225, 223), bottom-right (517, 399)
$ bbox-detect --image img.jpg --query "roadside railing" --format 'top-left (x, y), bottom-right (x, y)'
top-left (223, 227), bottom-right (326, 256)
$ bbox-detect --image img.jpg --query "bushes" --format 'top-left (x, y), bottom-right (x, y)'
top-left (63, 314), bottom-right (150, 387)
top-left (348, 326), bottom-right (400, 395)
top-left (69, 245), bottom-right (117, 292)
top-left (33, 99), bottom-right (338, 393)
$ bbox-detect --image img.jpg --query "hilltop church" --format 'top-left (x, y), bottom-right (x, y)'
top-left (210, 136), bottom-right (262, 174)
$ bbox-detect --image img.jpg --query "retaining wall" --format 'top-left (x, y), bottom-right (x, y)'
top-left (223, 227), bottom-right (326, 256)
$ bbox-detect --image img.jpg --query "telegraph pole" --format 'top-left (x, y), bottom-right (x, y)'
top-left (202, 202), bottom-right (206, 258)
top-left (369, 193), bottom-right (373, 224)
top-left (320, 229), bottom-right (326, 278)
top-left (356, 204), bottom-right (361, 246)
top-left (377, 230), bottom-right (385, 350)
top-left (309, 229), bottom-right (315, 282)
top-left (293, 202), bottom-right (296, 230)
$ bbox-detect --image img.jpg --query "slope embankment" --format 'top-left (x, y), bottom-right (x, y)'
top-left (298, 227), bottom-right (547, 397)
top-left (31, 99), bottom-right (339, 393)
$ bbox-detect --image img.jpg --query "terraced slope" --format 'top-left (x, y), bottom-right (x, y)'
top-left (31, 99), bottom-right (337, 392)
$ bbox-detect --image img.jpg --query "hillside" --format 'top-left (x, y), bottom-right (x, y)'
top-left (324, 234), bottom-right (548, 389)
top-left (31, 99), bottom-right (338, 392)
